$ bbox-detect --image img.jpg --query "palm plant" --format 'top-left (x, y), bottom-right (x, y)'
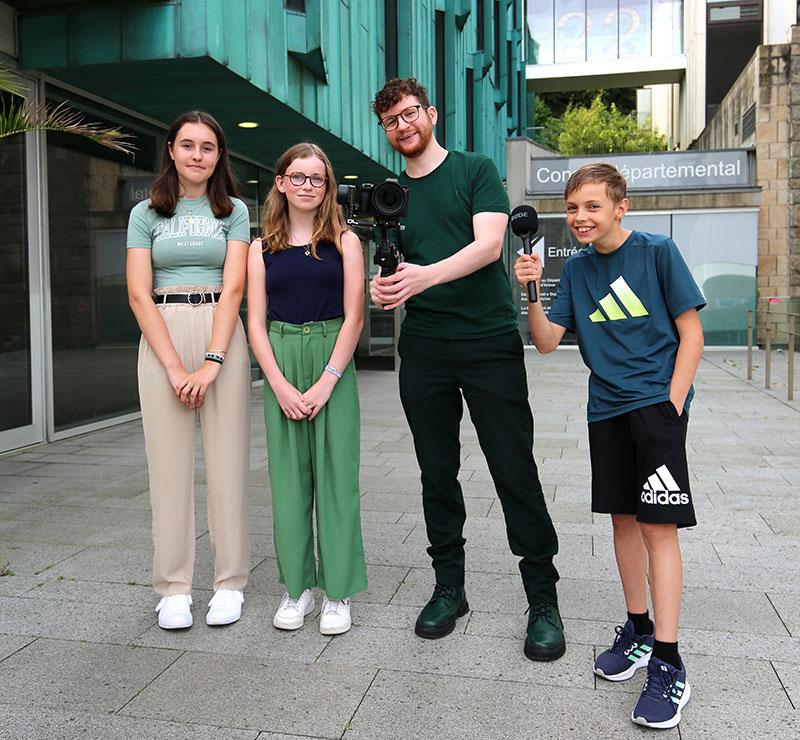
top-left (1, 65), bottom-right (136, 154)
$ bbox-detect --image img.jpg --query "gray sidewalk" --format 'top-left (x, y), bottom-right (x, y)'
top-left (0, 348), bottom-right (798, 739)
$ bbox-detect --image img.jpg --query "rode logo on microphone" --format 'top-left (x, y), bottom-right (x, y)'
top-left (641, 464), bottom-right (689, 506)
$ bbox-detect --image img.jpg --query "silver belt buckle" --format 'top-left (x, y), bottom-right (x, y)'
top-left (187, 292), bottom-right (205, 306)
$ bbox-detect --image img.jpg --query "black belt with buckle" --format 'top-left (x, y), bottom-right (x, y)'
top-left (154, 292), bottom-right (221, 306)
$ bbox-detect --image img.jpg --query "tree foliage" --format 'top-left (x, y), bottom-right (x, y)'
top-left (532, 90), bottom-right (667, 156)
top-left (557, 95), bottom-right (668, 156)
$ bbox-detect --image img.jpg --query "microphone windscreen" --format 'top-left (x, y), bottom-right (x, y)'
top-left (510, 205), bottom-right (539, 236)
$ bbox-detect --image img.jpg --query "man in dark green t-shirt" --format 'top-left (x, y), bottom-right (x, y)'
top-left (370, 78), bottom-right (564, 661)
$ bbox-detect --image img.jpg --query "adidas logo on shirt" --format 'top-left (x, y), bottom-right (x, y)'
top-left (640, 464), bottom-right (689, 506)
top-left (589, 276), bottom-right (649, 322)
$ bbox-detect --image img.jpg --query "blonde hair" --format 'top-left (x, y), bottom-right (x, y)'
top-left (261, 142), bottom-right (348, 258)
top-left (564, 162), bottom-right (627, 204)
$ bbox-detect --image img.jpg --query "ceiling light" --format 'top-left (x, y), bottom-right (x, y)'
top-left (343, 174), bottom-right (358, 180)
top-left (246, 179), bottom-right (259, 184)
top-left (237, 121), bottom-right (259, 129)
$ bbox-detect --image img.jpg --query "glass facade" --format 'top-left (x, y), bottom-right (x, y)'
top-left (528, 0), bottom-right (682, 65)
top-left (517, 210), bottom-right (758, 346)
top-left (0, 111), bottom-right (33, 436)
top-left (46, 112), bottom-right (159, 431)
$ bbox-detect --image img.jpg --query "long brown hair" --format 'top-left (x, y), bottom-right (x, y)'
top-left (149, 110), bottom-right (240, 218)
top-left (261, 142), bottom-right (347, 258)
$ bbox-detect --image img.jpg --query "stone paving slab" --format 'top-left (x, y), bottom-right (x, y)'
top-left (0, 593), bottom-right (156, 644)
top-left (0, 704), bottom-right (260, 740)
top-left (0, 638), bottom-right (180, 712)
top-left (318, 624), bottom-right (593, 689)
top-left (343, 669), bottom-right (664, 739)
top-left (119, 652), bottom-right (376, 738)
top-left (0, 634), bottom-right (36, 661)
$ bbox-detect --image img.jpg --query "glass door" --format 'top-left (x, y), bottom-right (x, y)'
top-left (0, 85), bottom-right (45, 451)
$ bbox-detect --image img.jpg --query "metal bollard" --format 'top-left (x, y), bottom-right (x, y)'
top-left (765, 324), bottom-right (772, 390)
top-left (789, 319), bottom-right (795, 401)
top-left (747, 310), bottom-right (753, 380)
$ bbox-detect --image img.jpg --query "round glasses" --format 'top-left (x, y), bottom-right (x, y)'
top-left (379, 105), bottom-right (423, 132)
top-left (284, 172), bottom-right (327, 188)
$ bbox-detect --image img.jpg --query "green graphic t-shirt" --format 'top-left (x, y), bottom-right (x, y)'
top-left (127, 196), bottom-right (250, 288)
top-left (398, 151), bottom-right (514, 339)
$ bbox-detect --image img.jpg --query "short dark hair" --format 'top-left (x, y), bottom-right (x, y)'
top-left (372, 77), bottom-right (432, 120)
top-left (564, 163), bottom-right (627, 204)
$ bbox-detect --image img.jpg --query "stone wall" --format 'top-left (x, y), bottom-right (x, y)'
top-left (695, 26), bottom-right (800, 341)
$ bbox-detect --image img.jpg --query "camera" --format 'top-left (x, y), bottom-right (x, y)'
top-left (336, 178), bottom-right (409, 221)
top-left (336, 178), bottom-right (408, 277)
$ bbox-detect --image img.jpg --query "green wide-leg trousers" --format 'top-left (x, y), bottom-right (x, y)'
top-left (263, 318), bottom-right (367, 600)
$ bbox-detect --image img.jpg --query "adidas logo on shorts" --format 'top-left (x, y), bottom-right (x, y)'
top-left (641, 464), bottom-right (689, 506)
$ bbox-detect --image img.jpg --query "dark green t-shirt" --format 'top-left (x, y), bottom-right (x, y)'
top-left (398, 151), bottom-right (514, 339)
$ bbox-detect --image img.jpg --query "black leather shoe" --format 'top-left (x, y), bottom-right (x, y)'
top-left (414, 584), bottom-right (469, 639)
top-left (524, 602), bottom-right (566, 661)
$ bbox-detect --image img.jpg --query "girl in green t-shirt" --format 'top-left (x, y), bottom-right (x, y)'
top-left (126, 110), bottom-right (251, 631)
top-left (247, 142), bottom-right (367, 636)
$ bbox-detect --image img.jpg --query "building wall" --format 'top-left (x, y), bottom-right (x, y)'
top-left (695, 27), bottom-right (800, 337)
top-left (18, 0), bottom-right (525, 177)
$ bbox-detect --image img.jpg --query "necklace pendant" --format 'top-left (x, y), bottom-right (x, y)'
top-left (304, 249), bottom-right (310, 256)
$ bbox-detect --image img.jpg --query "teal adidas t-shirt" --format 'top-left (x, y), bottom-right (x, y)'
top-left (127, 196), bottom-right (250, 288)
top-left (547, 231), bottom-right (706, 422)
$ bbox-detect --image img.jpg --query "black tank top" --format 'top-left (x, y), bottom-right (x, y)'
top-left (263, 241), bottom-right (344, 324)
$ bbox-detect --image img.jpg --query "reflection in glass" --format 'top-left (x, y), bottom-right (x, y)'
top-left (529, 0), bottom-right (682, 64)
top-left (618, 0), bottom-right (651, 58)
top-left (47, 133), bottom-right (153, 431)
top-left (528, 1), bottom-right (555, 64)
top-left (554, 0), bottom-right (588, 63)
top-left (0, 126), bottom-right (33, 433)
top-left (586, 0), bottom-right (619, 60)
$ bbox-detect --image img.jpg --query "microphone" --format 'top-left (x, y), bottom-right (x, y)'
top-left (510, 205), bottom-right (539, 303)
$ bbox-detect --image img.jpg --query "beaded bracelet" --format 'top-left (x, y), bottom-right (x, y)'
top-left (324, 363), bottom-right (343, 379)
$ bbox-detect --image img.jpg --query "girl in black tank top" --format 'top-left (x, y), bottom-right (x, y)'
top-left (247, 143), bottom-right (368, 636)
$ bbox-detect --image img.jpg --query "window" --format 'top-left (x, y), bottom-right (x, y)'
top-left (385, 0), bottom-right (399, 80)
top-left (494, 2), bottom-right (501, 87)
top-left (466, 67), bottom-right (475, 151)
top-left (284, 0), bottom-right (306, 11)
top-left (435, 11), bottom-right (447, 145)
top-left (477, 0), bottom-right (485, 51)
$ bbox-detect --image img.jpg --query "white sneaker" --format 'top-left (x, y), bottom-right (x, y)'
top-left (273, 589), bottom-right (315, 630)
top-left (155, 594), bottom-right (192, 629)
top-left (319, 596), bottom-right (351, 635)
top-left (206, 589), bottom-right (244, 626)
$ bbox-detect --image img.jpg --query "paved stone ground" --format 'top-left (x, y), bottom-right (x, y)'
top-left (0, 348), bottom-right (798, 739)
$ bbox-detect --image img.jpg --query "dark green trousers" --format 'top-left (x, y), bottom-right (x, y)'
top-left (398, 330), bottom-right (559, 604)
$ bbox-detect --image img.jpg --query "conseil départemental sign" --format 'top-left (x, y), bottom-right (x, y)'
top-left (529, 150), bottom-right (753, 195)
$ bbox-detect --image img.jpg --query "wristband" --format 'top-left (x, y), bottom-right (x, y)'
top-left (205, 351), bottom-right (225, 365)
top-left (324, 364), bottom-right (343, 379)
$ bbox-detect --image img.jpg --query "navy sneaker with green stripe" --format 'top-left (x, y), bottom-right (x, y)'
top-left (594, 619), bottom-right (654, 681)
top-left (631, 656), bottom-right (691, 729)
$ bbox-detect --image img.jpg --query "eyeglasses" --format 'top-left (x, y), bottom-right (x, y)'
top-left (283, 172), bottom-right (327, 188)
top-left (379, 105), bottom-right (423, 132)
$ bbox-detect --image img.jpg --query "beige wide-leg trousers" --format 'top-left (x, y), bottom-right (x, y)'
top-left (138, 287), bottom-right (251, 596)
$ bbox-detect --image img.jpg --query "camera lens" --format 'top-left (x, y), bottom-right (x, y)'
top-left (336, 184), bottom-right (354, 207)
top-left (372, 180), bottom-right (407, 218)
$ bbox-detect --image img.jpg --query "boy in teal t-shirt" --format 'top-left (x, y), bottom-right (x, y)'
top-left (515, 163), bottom-right (705, 730)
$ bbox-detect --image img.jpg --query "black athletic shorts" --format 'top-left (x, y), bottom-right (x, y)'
top-left (588, 400), bottom-right (696, 528)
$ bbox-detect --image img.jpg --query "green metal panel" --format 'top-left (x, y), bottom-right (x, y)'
top-left (125, 5), bottom-right (177, 61)
top-left (17, 0), bottom-right (525, 180)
